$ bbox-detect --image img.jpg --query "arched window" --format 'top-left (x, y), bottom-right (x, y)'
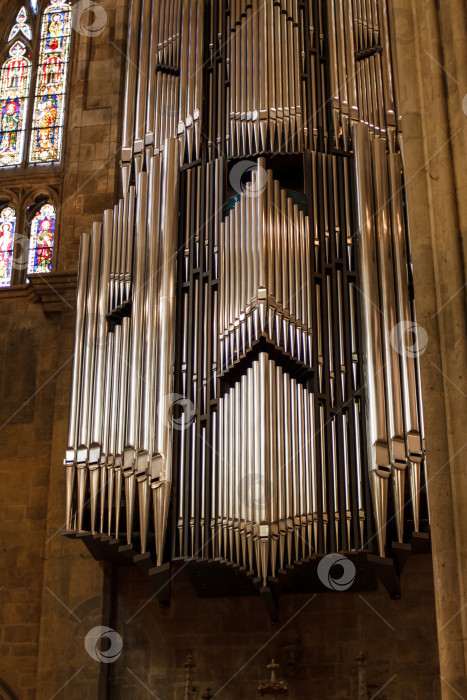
top-left (27, 201), bottom-right (55, 274)
top-left (0, 41), bottom-right (32, 166)
top-left (0, 1), bottom-right (72, 168)
top-left (0, 205), bottom-right (17, 287)
top-left (8, 7), bottom-right (32, 42)
top-left (29, 1), bottom-right (72, 163)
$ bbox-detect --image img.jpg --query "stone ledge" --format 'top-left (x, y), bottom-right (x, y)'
top-left (0, 272), bottom-right (77, 317)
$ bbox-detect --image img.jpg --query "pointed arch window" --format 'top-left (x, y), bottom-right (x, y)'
top-left (29, 0), bottom-right (72, 163)
top-left (8, 7), bottom-right (33, 42)
top-left (27, 202), bottom-right (55, 274)
top-left (0, 1), bottom-right (72, 169)
top-left (0, 41), bottom-right (32, 166)
top-left (0, 205), bottom-right (17, 287)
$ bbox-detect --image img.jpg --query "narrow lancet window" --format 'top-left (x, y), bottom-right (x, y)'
top-left (0, 206), bottom-right (17, 286)
top-left (27, 202), bottom-right (55, 274)
top-left (0, 42), bottom-right (31, 166)
top-left (29, 0), bottom-right (71, 163)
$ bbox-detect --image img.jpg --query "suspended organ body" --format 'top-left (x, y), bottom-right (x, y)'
top-left (64, 0), bottom-right (427, 587)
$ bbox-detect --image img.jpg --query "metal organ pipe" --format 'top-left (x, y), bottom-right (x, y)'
top-left (65, 232), bottom-right (90, 529)
top-left (352, 123), bottom-right (390, 556)
top-left (152, 139), bottom-right (179, 565)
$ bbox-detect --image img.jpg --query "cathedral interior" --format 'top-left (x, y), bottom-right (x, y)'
top-left (0, 1), bottom-right (466, 698)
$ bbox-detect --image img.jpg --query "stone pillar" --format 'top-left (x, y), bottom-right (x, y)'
top-left (390, 2), bottom-right (467, 697)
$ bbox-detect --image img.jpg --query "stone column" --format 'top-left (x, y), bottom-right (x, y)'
top-left (390, 2), bottom-right (467, 697)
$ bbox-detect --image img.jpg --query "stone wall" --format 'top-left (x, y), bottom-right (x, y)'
top-left (104, 554), bottom-right (440, 699)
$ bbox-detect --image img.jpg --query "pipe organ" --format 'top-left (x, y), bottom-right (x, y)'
top-left (64, 0), bottom-right (428, 599)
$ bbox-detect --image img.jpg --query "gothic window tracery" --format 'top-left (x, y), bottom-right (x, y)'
top-left (29, 0), bottom-right (71, 163)
top-left (0, 0), bottom-right (72, 288)
top-left (8, 7), bottom-right (33, 42)
top-left (0, 0), bottom-right (72, 168)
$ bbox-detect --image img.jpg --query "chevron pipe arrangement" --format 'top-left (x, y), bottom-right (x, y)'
top-left (64, 0), bottom-right (427, 590)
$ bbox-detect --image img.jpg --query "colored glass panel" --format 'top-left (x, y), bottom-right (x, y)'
top-left (0, 42), bottom-right (31, 166)
top-left (30, 0), bottom-right (38, 14)
top-left (8, 7), bottom-right (32, 42)
top-left (0, 206), bottom-right (16, 287)
top-left (28, 203), bottom-right (55, 274)
top-left (29, 0), bottom-right (71, 163)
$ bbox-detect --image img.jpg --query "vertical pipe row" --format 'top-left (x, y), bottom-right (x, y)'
top-left (227, 0), bottom-right (304, 156)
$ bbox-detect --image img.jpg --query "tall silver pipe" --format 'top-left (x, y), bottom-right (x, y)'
top-left (106, 323), bottom-right (121, 533)
top-left (100, 322), bottom-right (112, 488)
top-left (328, 0), bottom-right (340, 148)
top-left (125, 172), bottom-right (147, 458)
top-left (223, 388), bottom-right (230, 558)
top-left (378, 0), bottom-right (396, 130)
top-left (319, 404), bottom-right (328, 553)
top-left (342, 411), bottom-right (352, 549)
top-left (352, 122), bottom-right (390, 556)
top-left (258, 352), bottom-right (269, 585)
top-left (122, 0), bottom-right (142, 189)
top-left (140, 155), bottom-right (161, 461)
top-left (135, 0), bottom-right (151, 147)
top-left (297, 382), bottom-right (307, 558)
top-left (388, 152), bottom-right (422, 531)
top-left (65, 233), bottom-right (91, 528)
top-left (124, 170), bottom-right (148, 545)
top-left (77, 226), bottom-right (99, 441)
top-left (77, 219), bottom-right (102, 526)
top-left (125, 187), bottom-right (136, 301)
top-left (269, 357), bottom-right (278, 574)
top-left (372, 139), bottom-right (406, 542)
top-left (217, 395), bottom-right (224, 557)
top-left (152, 139), bottom-right (180, 565)
top-left (246, 365), bottom-right (255, 570)
top-left (145, 0), bottom-right (161, 141)
top-left (90, 210), bottom-right (113, 460)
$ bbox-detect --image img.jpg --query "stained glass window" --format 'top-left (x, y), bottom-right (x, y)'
top-left (29, 0), bottom-right (71, 163)
top-left (0, 42), bottom-right (31, 166)
top-left (8, 7), bottom-right (33, 42)
top-left (30, 0), bottom-right (38, 14)
top-left (27, 203), bottom-right (55, 274)
top-left (0, 206), bottom-right (17, 286)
